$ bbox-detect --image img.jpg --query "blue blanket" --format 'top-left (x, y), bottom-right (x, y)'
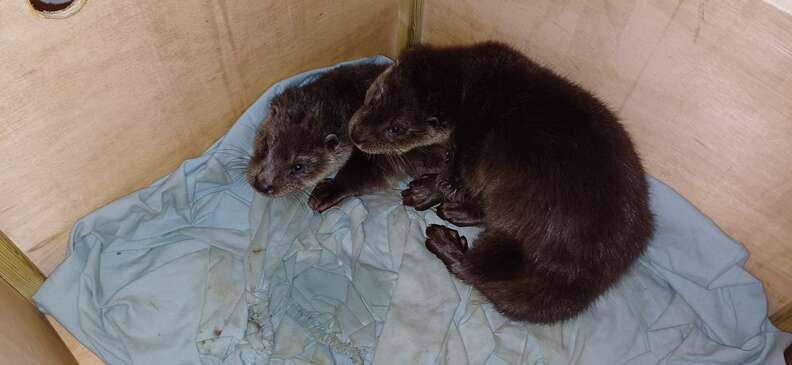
top-left (34, 57), bottom-right (792, 365)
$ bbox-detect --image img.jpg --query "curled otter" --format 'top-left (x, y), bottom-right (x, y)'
top-left (349, 42), bottom-right (654, 324)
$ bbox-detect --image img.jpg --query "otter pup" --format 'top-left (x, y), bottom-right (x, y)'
top-left (246, 63), bottom-right (445, 212)
top-left (348, 42), bottom-right (654, 324)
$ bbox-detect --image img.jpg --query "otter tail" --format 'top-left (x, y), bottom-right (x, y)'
top-left (444, 230), bottom-right (605, 324)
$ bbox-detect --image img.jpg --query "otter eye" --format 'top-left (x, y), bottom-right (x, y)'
top-left (386, 126), bottom-right (404, 135)
top-left (290, 163), bottom-right (304, 173)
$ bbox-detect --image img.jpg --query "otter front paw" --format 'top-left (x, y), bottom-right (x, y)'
top-left (425, 224), bottom-right (468, 267)
top-left (309, 179), bottom-right (349, 213)
top-left (435, 175), bottom-right (460, 201)
top-left (402, 174), bottom-right (443, 210)
top-left (437, 201), bottom-right (485, 227)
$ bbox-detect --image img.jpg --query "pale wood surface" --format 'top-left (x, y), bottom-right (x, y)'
top-left (0, 277), bottom-right (78, 365)
top-left (772, 303), bottom-right (792, 332)
top-left (766, 0), bottom-right (792, 15)
top-left (423, 0), bottom-right (792, 315)
top-left (48, 318), bottom-right (104, 365)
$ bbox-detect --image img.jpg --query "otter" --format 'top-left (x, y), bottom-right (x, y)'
top-left (348, 42), bottom-right (654, 324)
top-left (246, 63), bottom-right (446, 212)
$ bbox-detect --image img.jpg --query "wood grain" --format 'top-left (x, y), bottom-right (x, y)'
top-left (0, 230), bottom-right (45, 300)
top-left (423, 0), bottom-right (792, 315)
top-left (772, 302), bottom-right (792, 332)
top-left (48, 318), bottom-right (104, 365)
top-left (0, 277), bottom-right (78, 365)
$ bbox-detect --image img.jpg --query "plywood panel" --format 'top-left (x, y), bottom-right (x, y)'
top-left (772, 303), bottom-right (792, 332)
top-left (0, 0), bottom-right (400, 277)
top-left (423, 0), bottom-right (792, 314)
top-left (0, 230), bottom-right (45, 300)
top-left (48, 318), bottom-right (104, 365)
top-left (0, 277), bottom-right (78, 365)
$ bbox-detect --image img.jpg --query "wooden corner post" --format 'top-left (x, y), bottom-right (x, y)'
top-left (0, 230), bottom-right (45, 300)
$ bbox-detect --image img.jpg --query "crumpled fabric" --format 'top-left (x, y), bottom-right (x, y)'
top-left (34, 56), bottom-right (792, 365)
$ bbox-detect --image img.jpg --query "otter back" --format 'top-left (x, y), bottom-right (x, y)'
top-left (349, 41), bottom-right (654, 324)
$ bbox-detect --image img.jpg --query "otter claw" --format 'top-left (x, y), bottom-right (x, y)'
top-left (403, 175), bottom-right (442, 210)
top-left (436, 178), bottom-right (458, 200)
top-left (437, 201), bottom-right (484, 227)
top-left (425, 224), bottom-right (468, 267)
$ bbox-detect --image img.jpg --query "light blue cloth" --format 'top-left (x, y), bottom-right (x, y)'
top-left (34, 57), bottom-right (792, 365)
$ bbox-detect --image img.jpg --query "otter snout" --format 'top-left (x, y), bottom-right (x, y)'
top-left (252, 176), bottom-right (278, 195)
top-left (348, 108), bottom-right (372, 146)
top-left (250, 166), bottom-right (282, 196)
top-left (253, 179), bottom-right (276, 195)
top-left (349, 124), bottom-right (369, 145)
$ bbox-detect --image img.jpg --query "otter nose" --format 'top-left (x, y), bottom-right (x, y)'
top-left (254, 180), bottom-right (275, 195)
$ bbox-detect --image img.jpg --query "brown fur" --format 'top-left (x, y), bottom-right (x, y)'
top-left (246, 63), bottom-right (446, 212)
top-left (349, 42), bottom-right (654, 324)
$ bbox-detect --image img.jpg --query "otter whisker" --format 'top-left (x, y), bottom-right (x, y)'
top-left (227, 162), bottom-right (252, 169)
top-left (225, 166), bottom-right (252, 175)
top-left (221, 157), bottom-right (253, 166)
top-left (294, 186), bottom-right (312, 199)
top-left (217, 145), bottom-right (253, 155)
top-left (396, 152), bottom-right (415, 174)
top-left (226, 154), bottom-right (252, 161)
top-left (232, 173), bottom-right (248, 184)
top-left (225, 159), bottom-right (251, 166)
top-left (290, 188), bottom-right (312, 212)
top-left (286, 194), bottom-right (304, 211)
top-left (286, 194), bottom-right (306, 212)
top-left (215, 153), bottom-right (251, 160)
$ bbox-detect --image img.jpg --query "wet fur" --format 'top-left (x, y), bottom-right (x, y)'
top-left (349, 42), bottom-right (654, 323)
top-left (247, 63), bottom-right (446, 212)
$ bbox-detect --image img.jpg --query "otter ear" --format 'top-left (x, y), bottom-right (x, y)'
top-left (426, 117), bottom-right (446, 128)
top-left (325, 134), bottom-right (340, 151)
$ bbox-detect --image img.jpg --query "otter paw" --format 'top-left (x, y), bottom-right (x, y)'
top-left (437, 201), bottom-right (485, 227)
top-left (402, 175), bottom-right (442, 210)
top-left (435, 176), bottom-right (460, 201)
top-left (308, 179), bottom-right (348, 213)
top-left (425, 224), bottom-right (468, 266)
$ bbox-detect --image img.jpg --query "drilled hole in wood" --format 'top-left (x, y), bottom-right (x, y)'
top-left (28, 0), bottom-right (85, 19)
top-left (30, 0), bottom-right (73, 12)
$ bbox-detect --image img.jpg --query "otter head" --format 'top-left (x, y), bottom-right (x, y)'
top-left (246, 89), bottom-right (353, 197)
top-left (348, 62), bottom-right (451, 155)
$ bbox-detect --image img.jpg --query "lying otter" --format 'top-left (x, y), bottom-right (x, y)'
top-left (246, 63), bottom-right (446, 212)
top-left (348, 42), bottom-right (654, 324)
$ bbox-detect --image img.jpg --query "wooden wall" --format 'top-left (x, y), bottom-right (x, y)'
top-left (0, 277), bottom-right (78, 365)
top-left (423, 0), bottom-right (792, 314)
top-left (0, 0), bottom-right (401, 275)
